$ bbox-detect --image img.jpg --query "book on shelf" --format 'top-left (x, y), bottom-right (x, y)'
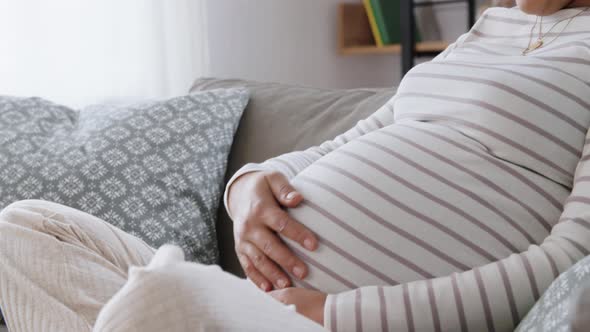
top-left (362, 0), bottom-right (384, 46)
top-left (364, 0), bottom-right (432, 46)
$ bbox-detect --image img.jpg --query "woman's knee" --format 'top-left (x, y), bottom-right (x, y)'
top-left (0, 200), bottom-right (45, 226)
top-left (0, 200), bottom-right (72, 238)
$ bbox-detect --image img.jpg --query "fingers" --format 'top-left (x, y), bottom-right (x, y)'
top-left (268, 287), bottom-right (294, 305)
top-left (264, 171), bottom-right (303, 208)
top-left (265, 208), bottom-right (318, 251)
top-left (250, 227), bottom-right (309, 280)
top-left (232, 170), bottom-right (319, 292)
top-left (237, 252), bottom-right (271, 292)
top-left (263, 171), bottom-right (318, 251)
top-left (240, 241), bottom-right (292, 289)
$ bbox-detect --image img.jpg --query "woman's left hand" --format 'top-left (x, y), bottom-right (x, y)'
top-left (269, 288), bottom-right (327, 326)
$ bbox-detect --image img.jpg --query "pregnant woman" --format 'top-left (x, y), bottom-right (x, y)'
top-left (1, 0), bottom-right (590, 331)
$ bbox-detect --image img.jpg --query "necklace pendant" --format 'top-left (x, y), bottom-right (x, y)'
top-left (522, 39), bottom-right (544, 56)
top-left (530, 39), bottom-right (544, 51)
top-left (522, 46), bottom-right (531, 55)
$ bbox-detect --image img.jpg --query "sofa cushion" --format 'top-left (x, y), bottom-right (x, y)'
top-left (0, 89), bottom-right (249, 263)
top-left (190, 78), bottom-right (395, 275)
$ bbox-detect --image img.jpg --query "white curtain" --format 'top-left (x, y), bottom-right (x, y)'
top-left (0, 0), bottom-right (210, 108)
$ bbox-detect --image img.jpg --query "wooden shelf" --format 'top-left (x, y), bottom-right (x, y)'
top-left (337, 3), bottom-right (449, 56)
top-left (339, 41), bottom-right (449, 55)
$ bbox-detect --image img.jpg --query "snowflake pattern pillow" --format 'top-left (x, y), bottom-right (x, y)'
top-left (0, 89), bottom-right (249, 263)
top-left (516, 255), bottom-right (590, 332)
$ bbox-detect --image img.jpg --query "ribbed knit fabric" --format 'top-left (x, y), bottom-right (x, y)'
top-left (0, 200), bottom-right (155, 332)
top-left (225, 7), bottom-right (590, 332)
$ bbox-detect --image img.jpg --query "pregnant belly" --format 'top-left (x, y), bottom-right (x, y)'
top-left (280, 121), bottom-right (568, 294)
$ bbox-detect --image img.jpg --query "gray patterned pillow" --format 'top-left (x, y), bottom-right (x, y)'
top-left (516, 255), bottom-right (590, 332)
top-left (0, 89), bottom-right (249, 263)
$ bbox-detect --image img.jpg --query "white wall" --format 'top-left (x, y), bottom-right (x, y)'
top-left (205, 0), bottom-right (470, 89)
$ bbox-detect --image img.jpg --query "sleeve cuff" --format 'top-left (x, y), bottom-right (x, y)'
top-left (323, 288), bottom-right (385, 332)
top-left (323, 293), bottom-right (338, 331)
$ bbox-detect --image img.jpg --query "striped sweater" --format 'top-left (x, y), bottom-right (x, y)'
top-left (225, 6), bottom-right (590, 332)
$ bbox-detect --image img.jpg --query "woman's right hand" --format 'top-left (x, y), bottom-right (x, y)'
top-left (227, 171), bottom-right (318, 292)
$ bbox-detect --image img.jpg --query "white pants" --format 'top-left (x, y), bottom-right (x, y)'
top-left (0, 200), bottom-right (325, 332)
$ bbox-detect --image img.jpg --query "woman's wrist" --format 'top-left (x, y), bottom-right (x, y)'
top-left (269, 288), bottom-right (327, 326)
top-left (322, 294), bottom-right (333, 328)
top-left (225, 169), bottom-right (263, 220)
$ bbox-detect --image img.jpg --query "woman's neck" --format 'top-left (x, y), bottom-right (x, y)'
top-left (517, 0), bottom-right (584, 15)
top-left (569, 0), bottom-right (590, 8)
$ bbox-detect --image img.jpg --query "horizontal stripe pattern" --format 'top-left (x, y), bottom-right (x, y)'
top-left (298, 171), bottom-right (470, 271)
top-left (301, 200), bottom-right (405, 283)
top-left (395, 57), bottom-right (590, 187)
top-left (226, 6), bottom-right (590, 332)
top-left (313, 161), bottom-right (498, 263)
top-left (395, 112), bottom-right (573, 180)
top-left (356, 135), bottom-right (538, 246)
top-left (334, 148), bottom-right (513, 257)
top-left (284, 119), bottom-right (571, 330)
top-left (404, 73), bottom-right (585, 145)
top-left (378, 130), bottom-right (552, 232)
top-left (431, 61), bottom-right (590, 115)
top-left (404, 124), bottom-right (564, 210)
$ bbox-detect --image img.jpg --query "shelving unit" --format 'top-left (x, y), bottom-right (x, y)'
top-left (339, 41), bottom-right (450, 56)
top-left (401, 0), bottom-right (475, 75)
top-left (337, 1), bottom-right (476, 77)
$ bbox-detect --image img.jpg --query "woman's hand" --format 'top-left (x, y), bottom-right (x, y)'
top-left (269, 288), bottom-right (327, 326)
top-left (227, 171), bottom-right (318, 291)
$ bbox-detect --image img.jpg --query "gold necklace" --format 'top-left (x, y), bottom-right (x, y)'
top-left (522, 7), bottom-right (589, 56)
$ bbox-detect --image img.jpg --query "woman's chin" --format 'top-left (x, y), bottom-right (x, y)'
top-left (515, 0), bottom-right (555, 15)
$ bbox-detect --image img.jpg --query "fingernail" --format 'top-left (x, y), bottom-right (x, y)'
top-left (304, 238), bottom-right (315, 250)
top-left (260, 282), bottom-right (269, 291)
top-left (293, 266), bottom-right (304, 279)
top-left (277, 278), bottom-right (288, 288)
top-left (285, 192), bottom-right (297, 200)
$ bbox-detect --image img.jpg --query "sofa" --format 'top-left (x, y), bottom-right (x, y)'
top-left (189, 78), bottom-right (395, 276)
top-left (0, 78), bottom-right (391, 332)
top-left (0, 78), bottom-right (585, 331)
top-left (0, 78), bottom-right (392, 332)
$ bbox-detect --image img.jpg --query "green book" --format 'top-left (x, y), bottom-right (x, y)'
top-left (371, 0), bottom-right (421, 45)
